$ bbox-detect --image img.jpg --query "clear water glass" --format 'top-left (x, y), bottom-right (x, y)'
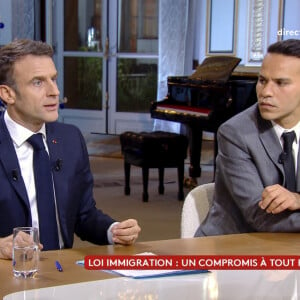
top-left (12, 227), bottom-right (39, 278)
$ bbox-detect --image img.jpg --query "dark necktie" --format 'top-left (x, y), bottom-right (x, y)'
top-left (281, 131), bottom-right (296, 192)
top-left (27, 133), bottom-right (59, 250)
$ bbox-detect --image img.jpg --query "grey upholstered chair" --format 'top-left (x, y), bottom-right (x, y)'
top-left (181, 183), bottom-right (215, 238)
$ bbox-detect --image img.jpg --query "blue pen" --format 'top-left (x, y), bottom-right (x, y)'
top-left (55, 260), bottom-right (63, 272)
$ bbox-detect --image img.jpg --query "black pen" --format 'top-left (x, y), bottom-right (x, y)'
top-left (55, 260), bottom-right (63, 272)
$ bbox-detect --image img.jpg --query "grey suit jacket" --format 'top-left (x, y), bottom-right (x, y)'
top-left (195, 104), bottom-right (300, 236)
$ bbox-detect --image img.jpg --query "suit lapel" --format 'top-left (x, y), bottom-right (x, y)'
top-left (256, 109), bottom-right (284, 175)
top-left (45, 123), bottom-right (66, 191)
top-left (46, 124), bottom-right (62, 166)
top-left (45, 123), bottom-right (67, 236)
top-left (0, 115), bottom-right (30, 211)
top-left (296, 139), bottom-right (300, 191)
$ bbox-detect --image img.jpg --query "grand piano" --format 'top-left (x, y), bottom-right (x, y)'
top-left (151, 56), bottom-right (258, 180)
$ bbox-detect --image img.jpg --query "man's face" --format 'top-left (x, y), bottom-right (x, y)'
top-left (256, 53), bottom-right (300, 129)
top-left (7, 54), bottom-right (60, 132)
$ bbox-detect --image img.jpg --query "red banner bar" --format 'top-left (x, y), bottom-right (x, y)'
top-left (84, 255), bottom-right (300, 270)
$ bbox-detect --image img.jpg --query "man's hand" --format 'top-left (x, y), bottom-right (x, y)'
top-left (0, 235), bottom-right (13, 259)
top-left (110, 219), bottom-right (141, 245)
top-left (0, 233), bottom-right (43, 260)
top-left (259, 184), bottom-right (300, 214)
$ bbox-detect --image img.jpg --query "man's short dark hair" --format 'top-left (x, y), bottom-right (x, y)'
top-left (0, 39), bottom-right (53, 89)
top-left (267, 39), bottom-right (300, 58)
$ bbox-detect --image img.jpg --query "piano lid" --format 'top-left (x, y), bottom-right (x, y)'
top-left (189, 56), bottom-right (241, 82)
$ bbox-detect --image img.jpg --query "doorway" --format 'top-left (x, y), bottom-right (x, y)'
top-left (52, 0), bottom-right (158, 134)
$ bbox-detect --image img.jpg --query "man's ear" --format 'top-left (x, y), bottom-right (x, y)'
top-left (0, 85), bottom-right (15, 105)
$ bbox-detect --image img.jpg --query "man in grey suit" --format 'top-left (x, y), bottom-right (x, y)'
top-left (195, 39), bottom-right (300, 236)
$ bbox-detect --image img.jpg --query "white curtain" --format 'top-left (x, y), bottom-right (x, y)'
top-left (12, 0), bottom-right (35, 39)
top-left (153, 0), bottom-right (196, 133)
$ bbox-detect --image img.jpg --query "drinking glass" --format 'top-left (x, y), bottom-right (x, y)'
top-left (12, 227), bottom-right (39, 278)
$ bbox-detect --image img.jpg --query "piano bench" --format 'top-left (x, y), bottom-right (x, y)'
top-left (120, 131), bottom-right (188, 202)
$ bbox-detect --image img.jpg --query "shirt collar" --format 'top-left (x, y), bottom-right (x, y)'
top-left (272, 120), bottom-right (300, 144)
top-left (4, 110), bottom-right (47, 147)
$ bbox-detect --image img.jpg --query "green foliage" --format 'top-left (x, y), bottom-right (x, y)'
top-left (77, 55), bottom-right (103, 110)
top-left (117, 59), bottom-right (157, 112)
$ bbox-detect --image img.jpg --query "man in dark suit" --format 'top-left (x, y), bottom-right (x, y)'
top-left (0, 39), bottom-right (140, 259)
top-left (195, 39), bottom-right (300, 236)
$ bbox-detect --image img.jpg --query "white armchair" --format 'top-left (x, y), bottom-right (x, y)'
top-left (181, 183), bottom-right (215, 238)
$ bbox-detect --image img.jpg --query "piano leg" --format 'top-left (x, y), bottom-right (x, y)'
top-left (142, 167), bottom-right (149, 202)
top-left (158, 167), bottom-right (165, 195)
top-left (124, 161), bottom-right (131, 195)
top-left (177, 160), bottom-right (185, 200)
top-left (188, 126), bottom-right (203, 178)
top-left (186, 126), bottom-right (216, 184)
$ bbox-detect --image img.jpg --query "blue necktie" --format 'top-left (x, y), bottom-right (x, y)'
top-left (281, 131), bottom-right (296, 192)
top-left (27, 133), bottom-right (59, 250)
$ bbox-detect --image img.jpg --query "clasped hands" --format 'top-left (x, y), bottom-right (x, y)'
top-left (259, 184), bottom-right (300, 214)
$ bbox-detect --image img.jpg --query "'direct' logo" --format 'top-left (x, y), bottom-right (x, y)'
top-left (277, 28), bottom-right (300, 37)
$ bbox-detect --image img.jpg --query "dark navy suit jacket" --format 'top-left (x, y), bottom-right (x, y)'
top-left (0, 113), bottom-right (115, 248)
